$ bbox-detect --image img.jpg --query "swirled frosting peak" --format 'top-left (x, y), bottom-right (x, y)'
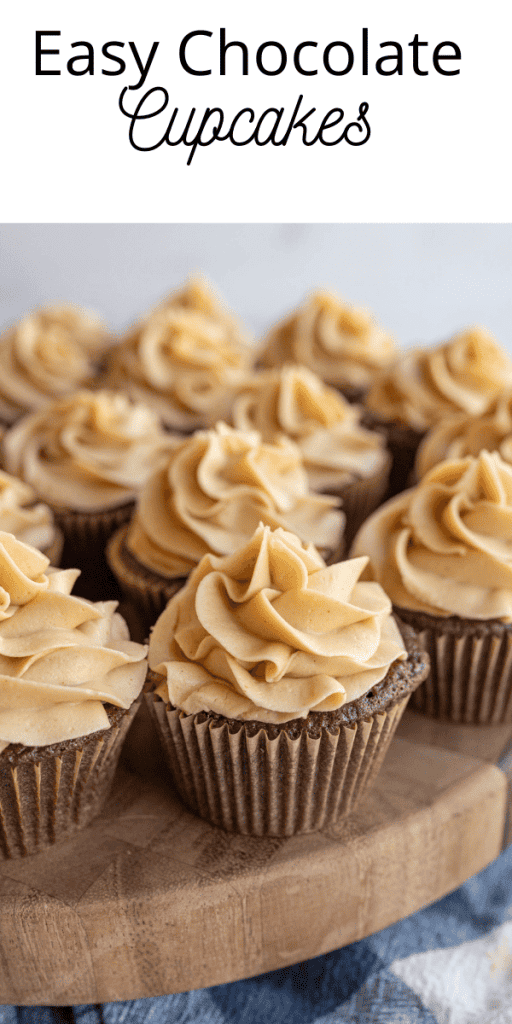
top-left (3, 389), bottom-right (176, 512)
top-left (258, 289), bottom-right (396, 389)
top-left (0, 304), bottom-right (106, 423)
top-left (149, 523), bottom-right (407, 723)
top-left (231, 364), bottom-right (388, 490)
top-left (106, 277), bottom-right (251, 430)
top-left (351, 450), bottom-right (512, 621)
top-left (126, 422), bottom-right (344, 578)
top-left (0, 470), bottom-right (55, 551)
top-left (0, 531), bottom-right (147, 751)
top-left (366, 326), bottom-right (512, 432)
top-left (416, 390), bottom-right (512, 478)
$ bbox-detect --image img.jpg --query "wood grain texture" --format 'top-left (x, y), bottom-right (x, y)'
top-left (0, 707), bottom-right (511, 1005)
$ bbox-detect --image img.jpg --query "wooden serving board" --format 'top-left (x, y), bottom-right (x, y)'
top-left (0, 705), bottom-right (511, 1006)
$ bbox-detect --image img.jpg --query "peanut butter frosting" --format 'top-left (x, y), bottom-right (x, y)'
top-left (231, 364), bottom-right (388, 492)
top-left (3, 390), bottom-right (176, 513)
top-left (0, 532), bottom-right (147, 752)
top-left (126, 423), bottom-right (345, 578)
top-left (416, 391), bottom-right (512, 478)
top-left (366, 326), bottom-right (512, 433)
top-left (0, 470), bottom-right (55, 552)
top-left (149, 524), bottom-right (407, 723)
top-left (257, 289), bottom-right (396, 389)
top-left (0, 304), bottom-right (106, 424)
top-left (106, 277), bottom-right (251, 431)
top-left (351, 451), bottom-right (512, 621)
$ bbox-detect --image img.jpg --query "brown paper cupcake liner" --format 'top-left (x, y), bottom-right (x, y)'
top-left (54, 500), bottom-right (135, 555)
top-left (106, 523), bottom-right (186, 637)
top-left (326, 450), bottom-right (391, 551)
top-left (0, 696), bottom-right (141, 859)
top-left (361, 412), bottom-right (425, 499)
top-left (395, 607), bottom-right (512, 723)
top-left (147, 688), bottom-right (409, 836)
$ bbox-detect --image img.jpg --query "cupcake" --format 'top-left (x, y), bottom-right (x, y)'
top-left (0, 304), bottom-right (107, 427)
top-left (365, 326), bottom-right (512, 496)
top-left (0, 532), bottom-right (147, 858)
top-left (2, 389), bottom-right (176, 595)
top-left (416, 390), bottom-right (512, 479)
top-left (351, 450), bottom-right (512, 723)
top-left (104, 277), bottom-right (252, 432)
top-left (231, 364), bottom-right (391, 546)
top-left (257, 289), bottom-right (396, 403)
top-left (106, 422), bottom-right (345, 633)
top-left (0, 469), bottom-right (63, 565)
top-left (146, 523), bottom-right (428, 835)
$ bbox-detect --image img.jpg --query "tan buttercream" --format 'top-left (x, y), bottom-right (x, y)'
top-left (0, 304), bottom-right (106, 424)
top-left (416, 391), bottom-right (512, 478)
top-left (106, 277), bottom-right (251, 431)
top-left (258, 289), bottom-right (396, 389)
top-left (126, 423), bottom-right (345, 578)
top-left (351, 451), bottom-right (512, 621)
top-left (0, 470), bottom-right (55, 552)
top-left (3, 390), bottom-right (176, 512)
top-left (0, 532), bottom-right (147, 753)
top-left (231, 364), bottom-right (388, 491)
top-left (149, 523), bottom-right (406, 723)
top-left (366, 327), bottom-right (512, 432)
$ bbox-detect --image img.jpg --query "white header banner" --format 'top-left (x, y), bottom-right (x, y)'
top-left (2, 1), bottom-right (509, 222)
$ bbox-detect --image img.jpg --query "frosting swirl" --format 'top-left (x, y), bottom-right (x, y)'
top-left (126, 423), bottom-right (344, 578)
top-left (0, 470), bottom-right (55, 552)
top-left (416, 391), bottom-right (512, 478)
top-left (149, 524), bottom-right (406, 723)
top-left (3, 390), bottom-right (176, 512)
top-left (106, 277), bottom-right (251, 430)
top-left (231, 364), bottom-right (388, 491)
top-left (0, 304), bottom-right (106, 424)
top-left (366, 326), bottom-right (512, 432)
top-left (258, 289), bottom-right (396, 389)
top-left (0, 532), bottom-right (147, 752)
top-left (351, 451), bottom-right (512, 621)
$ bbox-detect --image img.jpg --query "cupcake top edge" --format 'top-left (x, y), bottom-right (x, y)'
top-left (148, 522), bottom-right (407, 724)
top-left (0, 531), bottom-right (147, 753)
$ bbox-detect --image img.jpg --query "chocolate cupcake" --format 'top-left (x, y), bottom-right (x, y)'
top-left (351, 450), bottom-right (512, 723)
top-left (146, 524), bottom-right (428, 836)
top-left (0, 532), bottom-right (148, 858)
top-left (103, 276), bottom-right (252, 432)
top-left (106, 423), bottom-right (345, 636)
top-left (0, 303), bottom-right (107, 427)
top-left (231, 364), bottom-right (391, 547)
top-left (2, 389), bottom-right (176, 597)
top-left (257, 288), bottom-right (396, 404)
top-left (364, 325), bottom-right (512, 496)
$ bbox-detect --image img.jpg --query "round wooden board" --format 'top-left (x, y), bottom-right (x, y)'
top-left (1, 704), bottom-right (511, 1006)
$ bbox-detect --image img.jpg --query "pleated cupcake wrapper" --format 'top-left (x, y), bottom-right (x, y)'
top-left (106, 523), bottom-right (185, 638)
top-left (54, 501), bottom-right (135, 556)
top-left (0, 697), bottom-right (141, 859)
top-left (328, 450), bottom-right (392, 551)
top-left (403, 622), bottom-right (512, 724)
top-left (147, 692), bottom-right (409, 836)
top-left (42, 525), bottom-right (64, 567)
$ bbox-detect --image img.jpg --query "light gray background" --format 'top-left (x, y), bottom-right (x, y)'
top-left (1, 224), bottom-right (511, 349)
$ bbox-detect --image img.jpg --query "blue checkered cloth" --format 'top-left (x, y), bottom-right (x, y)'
top-left (3, 845), bottom-right (512, 1024)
